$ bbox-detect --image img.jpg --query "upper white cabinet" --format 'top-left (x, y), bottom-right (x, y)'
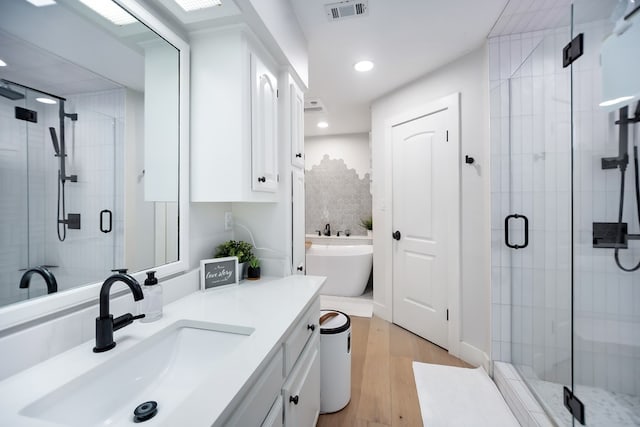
top-left (289, 76), bottom-right (305, 169)
top-left (191, 29), bottom-right (279, 202)
top-left (251, 53), bottom-right (279, 192)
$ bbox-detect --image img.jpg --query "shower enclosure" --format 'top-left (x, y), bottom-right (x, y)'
top-left (492, 0), bottom-right (640, 425)
top-left (0, 81), bottom-right (122, 305)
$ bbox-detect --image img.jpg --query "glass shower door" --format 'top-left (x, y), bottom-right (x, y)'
top-left (0, 84), bottom-right (29, 305)
top-left (507, 27), bottom-right (574, 425)
top-left (571, 0), bottom-right (640, 425)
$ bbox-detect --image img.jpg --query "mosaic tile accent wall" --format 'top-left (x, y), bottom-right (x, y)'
top-left (306, 154), bottom-right (372, 236)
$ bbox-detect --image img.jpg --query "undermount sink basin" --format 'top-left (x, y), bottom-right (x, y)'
top-left (20, 320), bottom-right (254, 426)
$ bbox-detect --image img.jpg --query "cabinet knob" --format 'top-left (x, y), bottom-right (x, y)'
top-left (297, 266), bottom-right (304, 272)
top-left (289, 395), bottom-right (299, 405)
top-left (295, 153), bottom-right (303, 158)
top-left (257, 176), bottom-right (266, 183)
top-left (307, 324), bottom-right (316, 332)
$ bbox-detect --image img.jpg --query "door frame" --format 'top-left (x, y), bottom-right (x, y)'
top-left (384, 92), bottom-right (461, 357)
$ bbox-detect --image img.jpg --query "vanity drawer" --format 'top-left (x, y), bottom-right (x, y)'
top-left (225, 348), bottom-right (284, 426)
top-left (261, 395), bottom-right (283, 427)
top-left (283, 298), bottom-right (320, 375)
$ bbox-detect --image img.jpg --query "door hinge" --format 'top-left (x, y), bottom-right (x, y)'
top-left (446, 130), bottom-right (449, 142)
top-left (277, 174), bottom-right (280, 183)
top-left (276, 89), bottom-right (279, 98)
top-left (563, 33), bottom-right (584, 68)
top-left (563, 387), bottom-right (585, 425)
top-left (446, 309), bottom-right (449, 321)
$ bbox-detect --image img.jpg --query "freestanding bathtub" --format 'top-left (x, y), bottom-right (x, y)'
top-left (305, 244), bottom-right (373, 296)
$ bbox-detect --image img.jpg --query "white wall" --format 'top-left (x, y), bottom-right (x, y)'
top-left (305, 133), bottom-right (370, 179)
top-left (371, 46), bottom-right (491, 364)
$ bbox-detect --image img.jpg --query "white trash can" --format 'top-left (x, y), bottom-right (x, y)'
top-left (319, 310), bottom-right (351, 414)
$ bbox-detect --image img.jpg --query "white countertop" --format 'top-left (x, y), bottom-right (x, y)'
top-left (0, 275), bottom-right (325, 426)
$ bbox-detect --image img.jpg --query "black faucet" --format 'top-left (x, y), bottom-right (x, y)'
top-left (93, 273), bottom-right (145, 353)
top-left (324, 223), bottom-right (331, 236)
top-left (20, 266), bottom-right (58, 294)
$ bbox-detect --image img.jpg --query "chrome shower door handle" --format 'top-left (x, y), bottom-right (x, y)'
top-left (504, 214), bottom-right (528, 249)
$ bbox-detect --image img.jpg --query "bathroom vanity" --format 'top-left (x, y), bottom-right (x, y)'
top-left (0, 275), bottom-right (324, 426)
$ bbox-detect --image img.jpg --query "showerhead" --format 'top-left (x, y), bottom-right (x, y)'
top-left (49, 127), bottom-right (60, 156)
top-left (0, 85), bottom-right (25, 101)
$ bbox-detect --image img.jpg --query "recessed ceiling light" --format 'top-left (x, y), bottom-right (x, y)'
top-left (0, 59), bottom-right (6, 67)
top-left (599, 95), bottom-right (635, 107)
top-left (24, 0), bottom-right (56, 6)
top-left (77, 0), bottom-right (136, 26)
top-left (36, 97), bottom-right (57, 105)
top-left (354, 60), bottom-right (374, 72)
top-left (173, 0), bottom-right (222, 11)
top-left (317, 121), bottom-right (329, 129)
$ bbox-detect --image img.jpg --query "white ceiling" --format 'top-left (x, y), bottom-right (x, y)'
top-left (291, 0), bottom-right (509, 137)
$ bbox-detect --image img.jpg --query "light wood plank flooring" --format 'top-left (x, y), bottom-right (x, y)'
top-left (317, 316), bottom-right (472, 427)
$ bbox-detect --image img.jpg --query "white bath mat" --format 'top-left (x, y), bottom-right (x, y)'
top-left (320, 294), bottom-right (373, 318)
top-left (412, 362), bottom-right (519, 427)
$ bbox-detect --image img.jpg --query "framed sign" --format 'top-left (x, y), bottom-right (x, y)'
top-left (200, 257), bottom-right (238, 290)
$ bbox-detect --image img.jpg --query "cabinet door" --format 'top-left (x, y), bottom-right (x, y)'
top-left (290, 79), bottom-right (305, 169)
top-left (292, 169), bottom-right (305, 274)
top-left (251, 52), bottom-right (279, 193)
top-left (283, 335), bottom-right (320, 427)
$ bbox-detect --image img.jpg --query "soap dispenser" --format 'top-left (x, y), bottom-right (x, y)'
top-left (140, 271), bottom-right (162, 322)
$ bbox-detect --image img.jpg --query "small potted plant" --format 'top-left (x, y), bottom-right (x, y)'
top-left (247, 256), bottom-right (261, 280)
top-left (360, 216), bottom-right (373, 237)
top-left (214, 240), bottom-right (254, 280)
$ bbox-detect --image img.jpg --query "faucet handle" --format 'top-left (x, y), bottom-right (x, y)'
top-left (113, 313), bottom-right (145, 331)
top-left (336, 230), bottom-right (344, 237)
top-left (111, 268), bottom-right (128, 274)
top-left (315, 230), bottom-right (321, 236)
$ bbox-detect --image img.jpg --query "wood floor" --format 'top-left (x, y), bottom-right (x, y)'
top-left (317, 315), bottom-right (472, 427)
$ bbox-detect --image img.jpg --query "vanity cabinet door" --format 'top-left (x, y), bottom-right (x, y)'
top-left (251, 52), bottom-right (279, 193)
top-left (224, 349), bottom-right (284, 426)
top-left (290, 78), bottom-right (304, 169)
top-left (283, 334), bottom-right (320, 427)
top-left (262, 395), bottom-right (283, 427)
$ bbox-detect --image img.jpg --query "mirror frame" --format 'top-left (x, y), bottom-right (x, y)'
top-left (0, 0), bottom-right (190, 331)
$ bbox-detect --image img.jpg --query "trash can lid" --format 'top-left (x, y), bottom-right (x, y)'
top-left (319, 310), bottom-right (350, 334)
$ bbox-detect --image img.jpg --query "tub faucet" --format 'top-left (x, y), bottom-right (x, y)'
top-left (93, 273), bottom-right (145, 353)
top-left (324, 223), bottom-right (331, 236)
top-left (20, 266), bottom-right (58, 294)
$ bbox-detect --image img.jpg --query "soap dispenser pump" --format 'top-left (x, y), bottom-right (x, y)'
top-left (140, 271), bottom-right (162, 322)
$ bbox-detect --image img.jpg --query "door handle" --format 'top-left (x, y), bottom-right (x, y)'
top-left (295, 153), bottom-right (303, 158)
top-left (100, 209), bottom-right (112, 233)
top-left (297, 266), bottom-right (304, 272)
top-left (504, 214), bottom-right (529, 249)
top-left (392, 230), bottom-right (401, 240)
top-left (257, 176), bottom-right (266, 183)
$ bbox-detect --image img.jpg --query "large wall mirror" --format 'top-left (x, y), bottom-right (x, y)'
top-left (0, 0), bottom-right (188, 319)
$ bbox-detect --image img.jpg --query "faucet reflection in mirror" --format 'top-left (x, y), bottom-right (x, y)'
top-left (19, 266), bottom-right (58, 295)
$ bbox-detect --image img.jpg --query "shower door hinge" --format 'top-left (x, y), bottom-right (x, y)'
top-left (563, 386), bottom-right (585, 425)
top-left (562, 33), bottom-right (584, 68)
top-left (446, 309), bottom-right (449, 321)
top-left (446, 130), bottom-right (449, 142)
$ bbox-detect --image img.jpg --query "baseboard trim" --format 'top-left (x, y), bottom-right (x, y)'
top-left (458, 341), bottom-right (490, 370)
top-left (372, 301), bottom-right (391, 322)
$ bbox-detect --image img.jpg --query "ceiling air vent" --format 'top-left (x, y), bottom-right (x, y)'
top-left (304, 98), bottom-right (327, 113)
top-left (325, 0), bottom-right (368, 22)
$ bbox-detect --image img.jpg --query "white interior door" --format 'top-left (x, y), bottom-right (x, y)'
top-left (391, 107), bottom-right (457, 349)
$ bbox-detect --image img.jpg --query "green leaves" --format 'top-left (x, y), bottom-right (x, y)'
top-left (214, 240), bottom-right (254, 263)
